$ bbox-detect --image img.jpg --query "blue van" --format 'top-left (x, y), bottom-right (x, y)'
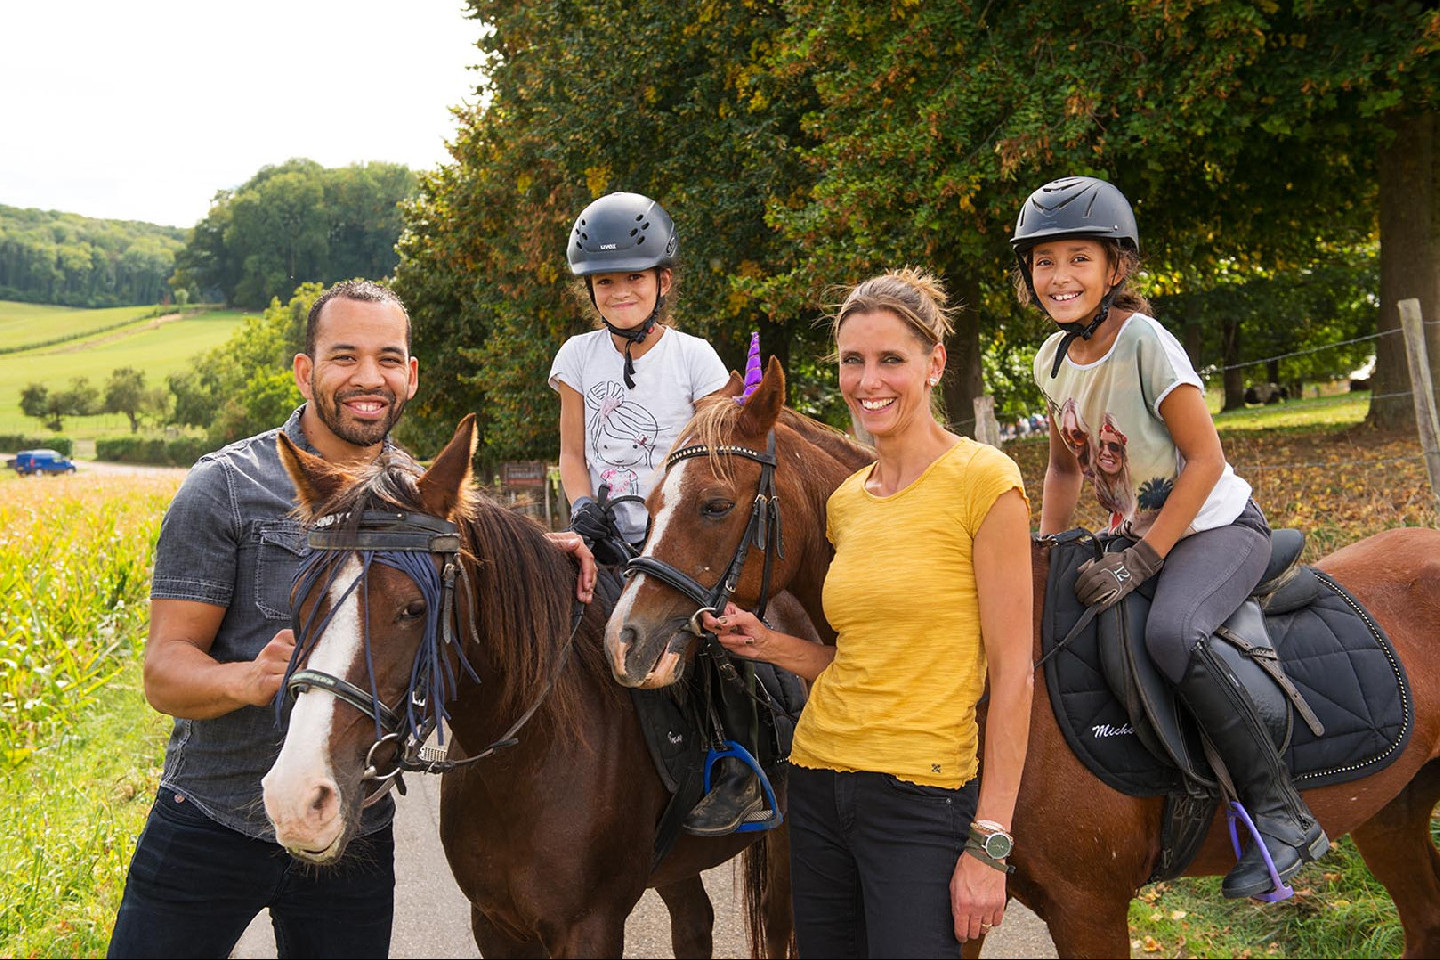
top-left (11, 449), bottom-right (77, 476)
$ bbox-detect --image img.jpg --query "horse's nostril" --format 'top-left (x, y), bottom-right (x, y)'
top-left (309, 782), bottom-right (336, 820)
top-left (619, 625), bottom-right (638, 651)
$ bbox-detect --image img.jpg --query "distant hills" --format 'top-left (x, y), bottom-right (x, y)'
top-left (0, 204), bottom-right (185, 309)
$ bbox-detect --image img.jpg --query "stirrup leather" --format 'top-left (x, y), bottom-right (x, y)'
top-left (701, 740), bottom-right (782, 833)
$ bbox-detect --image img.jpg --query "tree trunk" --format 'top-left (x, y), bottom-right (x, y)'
top-left (1221, 317), bottom-right (1246, 411)
top-left (942, 273), bottom-right (985, 438)
top-left (1369, 109), bottom-right (1439, 431)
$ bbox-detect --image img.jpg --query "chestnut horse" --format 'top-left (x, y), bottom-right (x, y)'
top-left (259, 415), bottom-right (792, 958)
top-left (609, 357), bottom-right (1440, 958)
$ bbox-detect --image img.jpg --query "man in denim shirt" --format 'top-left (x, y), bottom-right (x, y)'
top-left (107, 281), bottom-right (596, 958)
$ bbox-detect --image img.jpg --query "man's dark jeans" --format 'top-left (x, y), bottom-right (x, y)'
top-left (106, 789), bottom-right (395, 959)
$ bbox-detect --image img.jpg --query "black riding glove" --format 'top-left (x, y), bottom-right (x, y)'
top-left (1075, 540), bottom-right (1164, 608)
top-left (569, 497), bottom-right (611, 543)
top-left (569, 496), bottom-right (635, 568)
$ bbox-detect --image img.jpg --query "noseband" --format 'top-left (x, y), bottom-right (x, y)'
top-left (625, 429), bottom-right (785, 651)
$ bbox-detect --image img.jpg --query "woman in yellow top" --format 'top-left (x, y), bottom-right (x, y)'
top-left (702, 268), bottom-right (1034, 957)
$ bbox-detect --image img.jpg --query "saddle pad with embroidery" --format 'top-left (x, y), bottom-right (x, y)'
top-left (1042, 536), bottom-right (1412, 797)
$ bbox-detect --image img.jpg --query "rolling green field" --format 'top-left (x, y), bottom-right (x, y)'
top-left (0, 302), bottom-right (161, 354)
top-left (0, 302), bottom-right (248, 439)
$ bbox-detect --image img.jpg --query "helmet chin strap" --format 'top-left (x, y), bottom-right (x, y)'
top-left (1048, 285), bottom-right (1119, 379)
top-left (589, 273), bottom-right (665, 389)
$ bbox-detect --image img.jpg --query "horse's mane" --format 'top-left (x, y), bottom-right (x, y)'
top-left (306, 449), bottom-right (612, 738)
top-left (679, 393), bottom-right (873, 479)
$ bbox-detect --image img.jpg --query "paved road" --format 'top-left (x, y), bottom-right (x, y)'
top-left (235, 773), bottom-right (1058, 958)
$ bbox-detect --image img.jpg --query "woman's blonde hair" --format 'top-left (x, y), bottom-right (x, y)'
top-left (830, 267), bottom-right (955, 351)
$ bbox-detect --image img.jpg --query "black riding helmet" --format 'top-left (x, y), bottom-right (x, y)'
top-left (566, 192), bottom-right (678, 388)
top-left (1011, 176), bottom-right (1140, 377)
top-left (567, 191), bottom-right (678, 275)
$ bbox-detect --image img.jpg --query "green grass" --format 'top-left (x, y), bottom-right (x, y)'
top-left (0, 302), bottom-right (161, 354)
top-left (0, 658), bottom-right (167, 958)
top-left (1212, 392), bottom-right (1371, 433)
top-left (0, 310), bottom-right (248, 439)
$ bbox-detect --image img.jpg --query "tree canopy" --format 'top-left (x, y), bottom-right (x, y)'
top-left (396, 0), bottom-right (1437, 458)
top-left (174, 160), bottom-right (417, 309)
top-left (0, 205), bottom-right (184, 307)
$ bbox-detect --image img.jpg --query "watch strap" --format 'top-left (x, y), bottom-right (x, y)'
top-left (962, 840), bottom-right (1015, 874)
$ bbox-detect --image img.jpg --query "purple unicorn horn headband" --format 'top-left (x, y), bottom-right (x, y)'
top-left (736, 331), bottom-right (762, 405)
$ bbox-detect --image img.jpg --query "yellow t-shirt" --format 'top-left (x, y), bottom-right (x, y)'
top-left (790, 439), bottom-right (1027, 787)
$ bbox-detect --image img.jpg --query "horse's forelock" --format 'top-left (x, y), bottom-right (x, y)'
top-left (308, 451), bottom-right (425, 523)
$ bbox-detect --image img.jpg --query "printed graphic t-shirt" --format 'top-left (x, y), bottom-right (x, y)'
top-left (790, 439), bottom-right (1027, 788)
top-left (1034, 313), bottom-right (1251, 537)
top-left (549, 327), bottom-right (730, 540)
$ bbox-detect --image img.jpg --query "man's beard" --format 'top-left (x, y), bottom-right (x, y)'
top-left (312, 384), bottom-right (406, 448)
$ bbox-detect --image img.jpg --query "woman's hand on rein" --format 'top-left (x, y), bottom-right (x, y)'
top-left (700, 604), bottom-right (770, 659)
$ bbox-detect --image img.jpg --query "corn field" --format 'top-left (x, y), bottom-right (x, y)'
top-left (0, 474), bottom-right (181, 769)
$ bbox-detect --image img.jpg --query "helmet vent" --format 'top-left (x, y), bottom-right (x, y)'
top-left (629, 228), bottom-right (639, 237)
top-left (636, 236), bottom-right (647, 244)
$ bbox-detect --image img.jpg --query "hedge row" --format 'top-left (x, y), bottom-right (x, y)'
top-left (95, 436), bottom-right (216, 467)
top-left (0, 435), bottom-right (73, 456)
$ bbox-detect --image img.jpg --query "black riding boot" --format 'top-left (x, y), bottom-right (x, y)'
top-left (682, 660), bottom-right (766, 837)
top-left (1176, 639), bottom-right (1330, 899)
top-left (681, 757), bottom-right (764, 836)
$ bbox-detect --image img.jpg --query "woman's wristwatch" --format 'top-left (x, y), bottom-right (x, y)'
top-left (964, 819), bottom-right (1015, 873)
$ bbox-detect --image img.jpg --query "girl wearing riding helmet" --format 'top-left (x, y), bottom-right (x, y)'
top-left (549, 191), bottom-right (763, 836)
top-left (550, 191), bottom-right (730, 558)
top-left (1014, 176), bottom-right (1329, 899)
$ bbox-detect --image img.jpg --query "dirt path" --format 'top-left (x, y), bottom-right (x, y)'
top-left (46, 311), bottom-right (184, 354)
top-left (234, 773), bottom-right (1059, 959)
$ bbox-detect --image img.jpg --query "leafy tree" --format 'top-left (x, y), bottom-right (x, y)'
top-left (755, 0), bottom-right (1431, 429)
top-left (396, 0), bottom-right (816, 460)
top-left (19, 384), bottom-right (53, 430)
top-left (176, 162), bottom-right (417, 310)
top-left (103, 366), bottom-right (168, 433)
top-left (20, 379), bottom-right (99, 431)
top-left (167, 285), bottom-right (315, 444)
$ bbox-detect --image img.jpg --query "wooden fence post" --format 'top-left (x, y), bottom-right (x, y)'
top-left (1399, 298), bottom-right (1440, 512)
top-left (972, 395), bottom-right (1002, 447)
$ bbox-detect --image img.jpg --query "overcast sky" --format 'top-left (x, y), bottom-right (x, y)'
top-left (1, 2), bottom-right (483, 228)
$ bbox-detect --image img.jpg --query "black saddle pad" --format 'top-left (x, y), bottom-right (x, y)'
top-left (1041, 535), bottom-right (1412, 797)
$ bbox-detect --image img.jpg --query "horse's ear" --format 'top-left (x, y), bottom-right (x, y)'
top-left (277, 432), bottom-right (349, 520)
top-left (718, 370), bottom-right (744, 398)
top-left (737, 356), bottom-right (786, 435)
top-left (417, 414), bottom-right (477, 520)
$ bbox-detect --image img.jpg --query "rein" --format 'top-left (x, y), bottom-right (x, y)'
top-left (283, 508), bottom-right (584, 806)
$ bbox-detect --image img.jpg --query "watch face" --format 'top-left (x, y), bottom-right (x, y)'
top-left (983, 832), bottom-right (1013, 859)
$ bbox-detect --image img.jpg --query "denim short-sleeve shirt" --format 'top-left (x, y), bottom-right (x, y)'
top-left (150, 405), bottom-right (394, 839)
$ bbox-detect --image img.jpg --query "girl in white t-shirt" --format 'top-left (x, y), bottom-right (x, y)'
top-left (549, 192), bottom-right (730, 555)
top-left (549, 191), bottom-right (764, 836)
top-left (1013, 176), bottom-right (1328, 900)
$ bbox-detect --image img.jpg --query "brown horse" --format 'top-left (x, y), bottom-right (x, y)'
top-left (609, 357), bottom-right (1440, 958)
top-left (259, 415), bottom-right (793, 958)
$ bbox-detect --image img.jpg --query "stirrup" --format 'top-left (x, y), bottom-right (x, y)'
top-left (701, 740), bottom-right (782, 833)
top-left (1226, 801), bottom-right (1293, 902)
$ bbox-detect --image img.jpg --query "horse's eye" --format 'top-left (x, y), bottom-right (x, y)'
top-left (400, 600), bottom-right (427, 621)
top-left (701, 499), bottom-right (735, 518)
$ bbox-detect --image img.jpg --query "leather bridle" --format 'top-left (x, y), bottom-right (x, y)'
top-left (625, 429), bottom-right (785, 665)
top-left (284, 508), bottom-right (583, 807)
